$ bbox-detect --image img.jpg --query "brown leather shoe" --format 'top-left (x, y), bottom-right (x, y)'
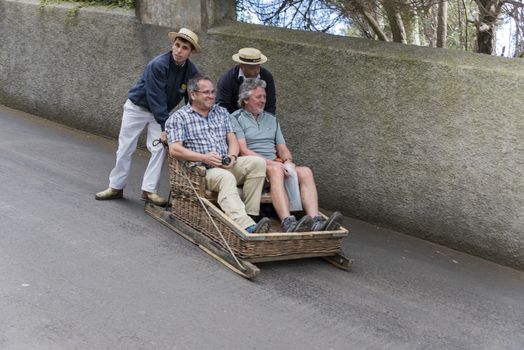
top-left (95, 187), bottom-right (123, 200)
top-left (142, 191), bottom-right (167, 206)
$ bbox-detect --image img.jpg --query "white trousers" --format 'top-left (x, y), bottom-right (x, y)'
top-left (109, 99), bottom-right (166, 193)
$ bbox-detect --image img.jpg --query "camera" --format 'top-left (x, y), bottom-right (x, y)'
top-left (221, 155), bottom-right (232, 166)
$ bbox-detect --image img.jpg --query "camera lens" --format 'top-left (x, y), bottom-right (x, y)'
top-left (222, 156), bottom-right (231, 166)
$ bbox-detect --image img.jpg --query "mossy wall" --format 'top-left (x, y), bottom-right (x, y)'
top-left (1, 0), bottom-right (523, 269)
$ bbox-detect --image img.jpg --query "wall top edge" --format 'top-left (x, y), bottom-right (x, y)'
top-left (4, 0), bottom-right (523, 77)
top-left (5, 0), bottom-right (134, 17)
top-left (209, 22), bottom-right (524, 77)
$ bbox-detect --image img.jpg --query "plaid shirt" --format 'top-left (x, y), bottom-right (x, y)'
top-left (165, 103), bottom-right (233, 159)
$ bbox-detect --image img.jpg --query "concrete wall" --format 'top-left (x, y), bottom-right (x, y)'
top-left (1, 0), bottom-right (523, 269)
top-left (136, 0), bottom-right (235, 31)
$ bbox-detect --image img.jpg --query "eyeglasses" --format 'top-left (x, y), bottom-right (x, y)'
top-left (194, 89), bottom-right (216, 96)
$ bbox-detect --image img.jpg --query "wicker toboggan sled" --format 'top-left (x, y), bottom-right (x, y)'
top-left (145, 156), bottom-right (351, 279)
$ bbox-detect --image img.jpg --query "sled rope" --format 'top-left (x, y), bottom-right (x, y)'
top-left (181, 165), bottom-right (246, 271)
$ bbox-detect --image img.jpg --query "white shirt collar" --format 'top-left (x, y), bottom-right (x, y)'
top-left (238, 67), bottom-right (260, 79)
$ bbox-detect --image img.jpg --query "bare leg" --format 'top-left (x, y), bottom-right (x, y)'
top-left (267, 164), bottom-right (291, 221)
top-left (297, 166), bottom-right (319, 217)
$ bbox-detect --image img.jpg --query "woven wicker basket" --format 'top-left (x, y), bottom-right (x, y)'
top-left (168, 156), bottom-right (347, 260)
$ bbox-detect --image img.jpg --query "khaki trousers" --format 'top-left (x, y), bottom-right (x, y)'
top-left (205, 156), bottom-right (266, 229)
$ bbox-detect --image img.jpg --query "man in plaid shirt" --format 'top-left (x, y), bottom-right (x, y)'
top-left (165, 76), bottom-right (271, 233)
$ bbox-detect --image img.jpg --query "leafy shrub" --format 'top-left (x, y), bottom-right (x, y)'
top-left (40, 0), bottom-right (135, 10)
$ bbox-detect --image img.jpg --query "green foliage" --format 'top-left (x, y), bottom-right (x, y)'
top-left (39, 0), bottom-right (134, 19)
top-left (237, 0), bottom-right (523, 56)
top-left (40, 0), bottom-right (135, 10)
top-left (343, 26), bottom-right (363, 38)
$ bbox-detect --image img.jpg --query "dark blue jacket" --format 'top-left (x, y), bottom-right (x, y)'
top-left (216, 65), bottom-right (276, 115)
top-left (128, 51), bottom-right (198, 131)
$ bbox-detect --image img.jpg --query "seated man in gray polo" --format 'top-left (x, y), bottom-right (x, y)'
top-left (165, 75), bottom-right (270, 233)
top-left (230, 78), bottom-right (342, 232)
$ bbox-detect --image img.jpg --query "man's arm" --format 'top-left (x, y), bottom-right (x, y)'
top-left (276, 143), bottom-right (293, 163)
top-left (237, 138), bottom-right (290, 177)
top-left (145, 61), bottom-right (171, 131)
top-left (169, 141), bottom-right (222, 168)
top-left (218, 132), bottom-right (240, 169)
top-left (237, 138), bottom-right (287, 171)
top-left (226, 132), bottom-right (239, 158)
top-left (229, 111), bottom-right (261, 159)
top-left (237, 138), bottom-right (264, 159)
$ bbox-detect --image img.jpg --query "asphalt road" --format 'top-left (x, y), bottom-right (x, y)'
top-left (1, 105), bottom-right (523, 350)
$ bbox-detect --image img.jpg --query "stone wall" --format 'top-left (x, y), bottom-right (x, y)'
top-left (136, 0), bottom-right (235, 31)
top-left (1, 0), bottom-right (523, 269)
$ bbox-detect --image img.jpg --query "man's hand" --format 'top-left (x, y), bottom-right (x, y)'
top-left (202, 151), bottom-right (223, 168)
top-left (284, 160), bottom-right (295, 169)
top-left (267, 159), bottom-right (290, 176)
top-left (161, 131), bottom-right (167, 145)
top-left (221, 155), bottom-right (237, 170)
top-left (283, 160), bottom-right (296, 177)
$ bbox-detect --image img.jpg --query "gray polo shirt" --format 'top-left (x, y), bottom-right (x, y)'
top-left (230, 109), bottom-right (285, 160)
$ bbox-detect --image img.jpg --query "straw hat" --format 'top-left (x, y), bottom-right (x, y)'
top-left (168, 28), bottom-right (201, 53)
top-left (232, 48), bottom-right (268, 65)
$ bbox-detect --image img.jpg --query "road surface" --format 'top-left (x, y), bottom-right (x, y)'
top-left (1, 105), bottom-right (523, 349)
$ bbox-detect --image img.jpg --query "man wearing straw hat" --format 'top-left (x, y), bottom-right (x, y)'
top-left (95, 28), bottom-right (201, 206)
top-left (216, 48), bottom-right (276, 115)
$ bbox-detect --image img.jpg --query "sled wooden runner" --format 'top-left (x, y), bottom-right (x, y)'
top-left (145, 202), bottom-right (260, 279)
